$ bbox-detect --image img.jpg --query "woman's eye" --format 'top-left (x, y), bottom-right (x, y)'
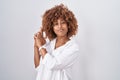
top-left (54, 23), bottom-right (58, 25)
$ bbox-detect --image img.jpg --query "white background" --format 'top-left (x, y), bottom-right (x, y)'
top-left (0, 0), bottom-right (120, 80)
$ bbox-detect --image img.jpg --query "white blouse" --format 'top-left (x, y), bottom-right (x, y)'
top-left (35, 38), bottom-right (79, 80)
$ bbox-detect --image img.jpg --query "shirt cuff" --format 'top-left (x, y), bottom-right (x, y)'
top-left (39, 44), bottom-right (46, 51)
top-left (42, 53), bottom-right (52, 64)
top-left (35, 65), bottom-right (40, 71)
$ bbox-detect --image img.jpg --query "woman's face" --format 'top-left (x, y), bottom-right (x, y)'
top-left (53, 18), bottom-right (68, 37)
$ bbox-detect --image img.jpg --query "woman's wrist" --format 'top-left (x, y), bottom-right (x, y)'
top-left (38, 44), bottom-right (46, 51)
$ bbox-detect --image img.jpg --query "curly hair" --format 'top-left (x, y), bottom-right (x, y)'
top-left (42, 4), bottom-right (78, 40)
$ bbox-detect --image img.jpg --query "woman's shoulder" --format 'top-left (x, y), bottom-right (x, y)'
top-left (65, 38), bottom-right (79, 50)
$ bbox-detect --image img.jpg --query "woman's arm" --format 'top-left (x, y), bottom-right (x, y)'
top-left (34, 46), bottom-right (41, 68)
top-left (41, 44), bottom-right (79, 70)
top-left (34, 28), bottom-right (46, 68)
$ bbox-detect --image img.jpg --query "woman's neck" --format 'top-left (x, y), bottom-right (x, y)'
top-left (54, 36), bottom-right (70, 49)
top-left (56, 36), bottom-right (69, 43)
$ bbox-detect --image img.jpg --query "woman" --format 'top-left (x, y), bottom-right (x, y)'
top-left (34, 4), bottom-right (79, 80)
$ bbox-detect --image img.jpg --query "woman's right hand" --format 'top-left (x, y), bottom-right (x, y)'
top-left (34, 28), bottom-right (46, 48)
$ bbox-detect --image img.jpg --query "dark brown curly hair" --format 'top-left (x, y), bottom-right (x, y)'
top-left (42, 4), bottom-right (78, 40)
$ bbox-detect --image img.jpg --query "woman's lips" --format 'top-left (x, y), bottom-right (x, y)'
top-left (58, 29), bottom-right (64, 32)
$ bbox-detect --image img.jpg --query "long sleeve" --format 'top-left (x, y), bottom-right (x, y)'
top-left (35, 40), bottom-right (51, 71)
top-left (42, 43), bottom-right (79, 70)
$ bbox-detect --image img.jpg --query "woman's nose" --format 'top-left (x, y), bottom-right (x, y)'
top-left (58, 23), bottom-right (62, 28)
